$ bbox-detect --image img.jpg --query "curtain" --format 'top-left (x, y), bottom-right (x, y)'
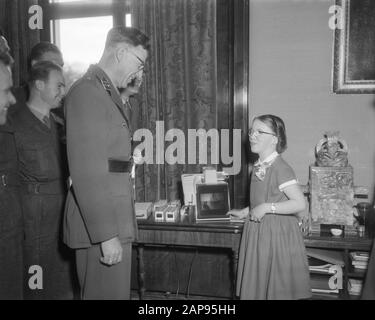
top-left (0, 0), bottom-right (44, 86)
top-left (130, 0), bottom-right (223, 203)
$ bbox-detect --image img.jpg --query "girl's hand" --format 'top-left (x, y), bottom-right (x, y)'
top-left (297, 210), bottom-right (308, 223)
top-left (228, 207), bottom-right (249, 220)
top-left (249, 204), bottom-right (268, 222)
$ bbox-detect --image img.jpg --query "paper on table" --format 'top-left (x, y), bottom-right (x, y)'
top-left (181, 174), bottom-right (203, 206)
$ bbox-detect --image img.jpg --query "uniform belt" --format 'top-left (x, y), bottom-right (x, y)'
top-left (21, 180), bottom-right (66, 195)
top-left (108, 159), bottom-right (133, 173)
top-left (0, 172), bottom-right (20, 188)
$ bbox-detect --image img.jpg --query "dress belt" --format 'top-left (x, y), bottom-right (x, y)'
top-left (108, 159), bottom-right (133, 173)
top-left (21, 180), bottom-right (66, 195)
top-left (265, 212), bottom-right (295, 217)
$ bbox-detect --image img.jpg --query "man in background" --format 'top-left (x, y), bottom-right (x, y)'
top-left (0, 35), bottom-right (23, 300)
top-left (10, 61), bottom-right (75, 299)
top-left (10, 42), bottom-right (64, 120)
top-left (64, 26), bottom-right (149, 299)
top-left (13, 42), bottom-right (64, 102)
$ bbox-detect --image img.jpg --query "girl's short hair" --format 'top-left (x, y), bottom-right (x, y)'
top-left (254, 114), bottom-right (287, 153)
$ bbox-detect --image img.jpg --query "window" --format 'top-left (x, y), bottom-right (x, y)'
top-left (47, 0), bottom-right (130, 88)
top-left (52, 16), bottom-right (112, 87)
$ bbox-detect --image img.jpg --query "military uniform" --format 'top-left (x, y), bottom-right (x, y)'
top-left (64, 65), bottom-right (136, 300)
top-left (10, 84), bottom-right (66, 126)
top-left (10, 105), bottom-right (75, 300)
top-left (0, 123), bottom-right (23, 300)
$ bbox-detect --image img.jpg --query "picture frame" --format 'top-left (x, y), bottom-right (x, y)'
top-left (195, 183), bottom-right (230, 222)
top-left (332, 0), bottom-right (375, 93)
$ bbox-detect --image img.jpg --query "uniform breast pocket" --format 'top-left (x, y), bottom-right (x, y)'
top-left (20, 147), bottom-right (49, 174)
top-left (108, 121), bottom-right (132, 157)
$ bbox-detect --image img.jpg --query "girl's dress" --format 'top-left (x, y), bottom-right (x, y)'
top-left (236, 154), bottom-right (311, 300)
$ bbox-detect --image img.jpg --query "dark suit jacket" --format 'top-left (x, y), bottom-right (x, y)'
top-left (63, 65), bottom-right (136, 249)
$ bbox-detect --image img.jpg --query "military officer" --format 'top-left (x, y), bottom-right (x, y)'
top-left (0, 36), bottom-right (23, 300)
top-left (63, 26), bottom-right (149, 300)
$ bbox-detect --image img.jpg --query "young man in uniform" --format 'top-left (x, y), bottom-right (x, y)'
top-left (10, 61), bottom-right (75, 299)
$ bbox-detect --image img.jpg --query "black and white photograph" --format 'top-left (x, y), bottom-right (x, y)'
top-left (0, 0), bottom-right (375, 306)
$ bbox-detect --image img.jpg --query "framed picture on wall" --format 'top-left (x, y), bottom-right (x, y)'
top-left (333, 0), bottom-right (375, 93)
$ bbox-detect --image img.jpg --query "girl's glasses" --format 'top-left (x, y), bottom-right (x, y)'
top-left (248, 129), bottom-right (276, 138)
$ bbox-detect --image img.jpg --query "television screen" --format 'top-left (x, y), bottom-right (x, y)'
top-left (196, 183), bottom-right (230, 222)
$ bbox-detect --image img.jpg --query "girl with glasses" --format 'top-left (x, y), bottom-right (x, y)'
top-left (230, 114), bottom-right (311, 300)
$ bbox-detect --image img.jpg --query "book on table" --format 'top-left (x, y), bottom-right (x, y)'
top-left (348, 278), bottom-right (363, 296)
top-left (350, 252), bottom-right (369, 270)
top-left (352, 260), bottom-right (368, 266)
top-left (350, 251), bottom-right (369, 262)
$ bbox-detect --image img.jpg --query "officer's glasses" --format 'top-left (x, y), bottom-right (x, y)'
top-left (129, 50), bottom-right (145, 72)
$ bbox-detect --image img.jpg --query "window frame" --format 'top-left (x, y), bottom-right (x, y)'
top-left (41, 0), bottom-right (129, 42)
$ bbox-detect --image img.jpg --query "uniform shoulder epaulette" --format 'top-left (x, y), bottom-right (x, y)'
top-left (66, 73), bottom-right (97, 96)
top-left (99, 76), bottom-right (112, 96)
top-left (66, 77), bottom-right (84, 95)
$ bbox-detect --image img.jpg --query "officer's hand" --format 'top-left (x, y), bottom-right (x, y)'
top-left (100, 236), bottom-right (123, 266)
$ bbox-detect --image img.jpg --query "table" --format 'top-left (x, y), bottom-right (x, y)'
top-left (134, 220), bottom-right (373, 299)
top-left (134, 220), bottom-right (243, 299)
top-left (304, 233), bottom-right (373, 299)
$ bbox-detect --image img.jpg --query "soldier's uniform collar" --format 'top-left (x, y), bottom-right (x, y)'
top-left (86, 65), bottom-right (117, 95)
top-left (86, 65), bottom-right (131, 131)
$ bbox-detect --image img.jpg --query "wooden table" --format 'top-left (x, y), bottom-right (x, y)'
top-left (134, 220), bottom-right (373, 299)
top-left (134, 220), bottom-right (243, 299)
top-left (304, 233), bottom-right (373, 299)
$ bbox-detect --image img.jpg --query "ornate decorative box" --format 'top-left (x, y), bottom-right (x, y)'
top-left (309, 166), bottom-right (354, 226)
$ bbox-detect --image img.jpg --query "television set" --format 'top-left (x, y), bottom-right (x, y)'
top-left (195, 182), bottom-right (230, 222)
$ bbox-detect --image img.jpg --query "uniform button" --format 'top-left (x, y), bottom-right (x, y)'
top-left (122, 122), bottom-right (127, 127)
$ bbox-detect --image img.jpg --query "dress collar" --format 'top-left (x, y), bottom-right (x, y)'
top-left (254, 151), bottom-right (279, 166)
